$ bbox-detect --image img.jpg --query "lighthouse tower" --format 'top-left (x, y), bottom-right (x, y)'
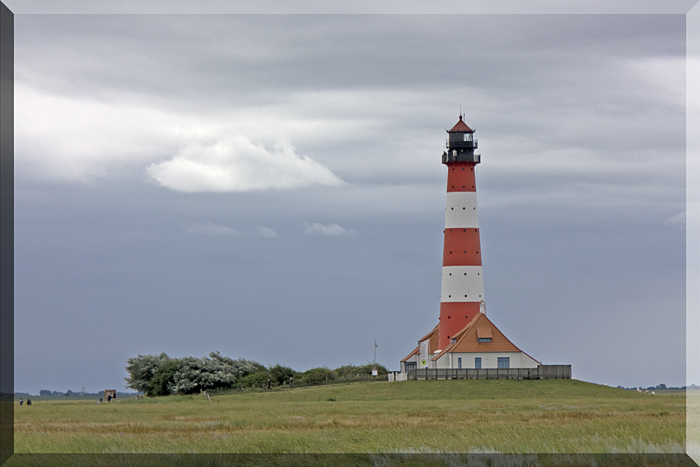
top-left (438, 115), bottom-right (484, 350)
top-left (400, 116), bottom-right (540, 373)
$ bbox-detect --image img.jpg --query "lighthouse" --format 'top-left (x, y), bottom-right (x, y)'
top-left (438, 115), bottom-right (485, 350)
top-left (400, 116), bottom-right (540, 373)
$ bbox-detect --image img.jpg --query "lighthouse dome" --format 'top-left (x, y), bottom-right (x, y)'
top-left (448, 115), bottom-right (473, 133)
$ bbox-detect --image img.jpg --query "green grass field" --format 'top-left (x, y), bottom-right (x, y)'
top-left (13, 379), bottom-right (685, 454)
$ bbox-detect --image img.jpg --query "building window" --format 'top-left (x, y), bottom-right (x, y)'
top-left (477, 327), bottom-right (492, 343)
top-left (458, 357), bottom-right (462, 369)
top-left (475, 357), bottom-right (481, 369)
top-left (405, 362), bottom-right (417, 372)
top-left (498, 357), bottom-right (510, 369)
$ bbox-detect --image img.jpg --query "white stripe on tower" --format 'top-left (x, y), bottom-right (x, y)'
top-left (444, 192), bottom-right (479, 229)
top-left (440, 266), bottom-right (484, 302)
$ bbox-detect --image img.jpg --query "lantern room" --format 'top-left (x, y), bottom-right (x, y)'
top-left (442, 115), bottom-right (480, 164)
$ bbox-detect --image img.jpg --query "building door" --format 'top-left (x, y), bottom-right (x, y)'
top-left (475, 357), bottom-right (481, 369)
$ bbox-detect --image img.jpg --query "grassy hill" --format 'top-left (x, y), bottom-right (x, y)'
top-left (13, 379), bottom-right (685, 454)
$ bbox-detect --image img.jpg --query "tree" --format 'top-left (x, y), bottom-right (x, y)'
top-left (126, 351), bottom-right (268, 396)
top-left (125, 352), bottom-right (172, 394)
top-left (269, 364), bottom-right (296, 386)
top-left (148, 359), bottom-right (180, 397)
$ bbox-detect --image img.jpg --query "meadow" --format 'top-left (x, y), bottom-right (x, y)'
top-left (13, 379), bottom-right (686, 454)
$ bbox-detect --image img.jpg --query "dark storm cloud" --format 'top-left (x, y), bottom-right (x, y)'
top-left (3, 0), bottom-right (699, 14)
top-left (16, 15), bottom-right (684, 102)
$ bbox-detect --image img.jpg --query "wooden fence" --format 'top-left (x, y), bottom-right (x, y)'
top-left (406, 365), bottom-right (571, 381)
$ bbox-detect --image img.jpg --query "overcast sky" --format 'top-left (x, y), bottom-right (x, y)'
top-left (11, 12), bottom-right (690, 394)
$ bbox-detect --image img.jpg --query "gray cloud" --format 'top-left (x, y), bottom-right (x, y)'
top-left (304, 222), bottom-right (350, 236)
top-left (184, 222), bottom-right (238, 236)
top-left (259, 227), bottom-right (279, 238)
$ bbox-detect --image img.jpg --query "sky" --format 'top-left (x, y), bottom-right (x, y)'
top-left (10, 12), bottom-right (690, 394)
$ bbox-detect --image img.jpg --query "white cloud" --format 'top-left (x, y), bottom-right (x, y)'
top-left (14, 83), bottom-right (181, 182)
top-left (303, 222), bottom-right (350, 236)
top-left (14, 84), bottom-right (352, 190)
top-left (259, 227), bottom-right (279, 238)
top-left (146, 136), bottom-right (344, 193)
top-left (627, 56), bottom-right (686, 109)
top-left (184, 222), bottom-right (238, 236)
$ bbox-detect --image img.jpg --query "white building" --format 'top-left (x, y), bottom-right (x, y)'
top-left (401, 313), bottom-right (539, 372)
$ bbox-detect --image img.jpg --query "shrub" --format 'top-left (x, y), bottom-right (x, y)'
top-left (236, 370), bottom-right (270, 389)
top-left (269, 364), bottom-right (296, 386)
top-left (125, 352), bottom-right (388, 396)
top-left (335, 364), bottom-right (361, 379)
top-left (300, 367), bottom-right (337, 386)
top-left (356, 363), bottom-right (388, 376)
top-left (334, 363), bottom-right (388, 379)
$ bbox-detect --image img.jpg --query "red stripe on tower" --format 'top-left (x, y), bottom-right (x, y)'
top-left (437, 115), bottom-right (485, 350)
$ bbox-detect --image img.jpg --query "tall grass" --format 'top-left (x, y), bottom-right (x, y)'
top-left (13, 379), bottom-right (685, 453)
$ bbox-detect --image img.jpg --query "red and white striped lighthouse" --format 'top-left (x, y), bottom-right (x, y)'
top-left (400, 117), bottom-right (544, 373)
top-left (437, 115), bottom-right (484, 350)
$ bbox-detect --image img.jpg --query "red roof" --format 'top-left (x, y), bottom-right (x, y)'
top-left (448, 115), bottom-right (473, 133)
top-left (431, 313), bottom-right (541, 364)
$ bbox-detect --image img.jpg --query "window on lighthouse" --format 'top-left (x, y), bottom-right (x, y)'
top-left (463, 133), bottom-right (473, 142)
